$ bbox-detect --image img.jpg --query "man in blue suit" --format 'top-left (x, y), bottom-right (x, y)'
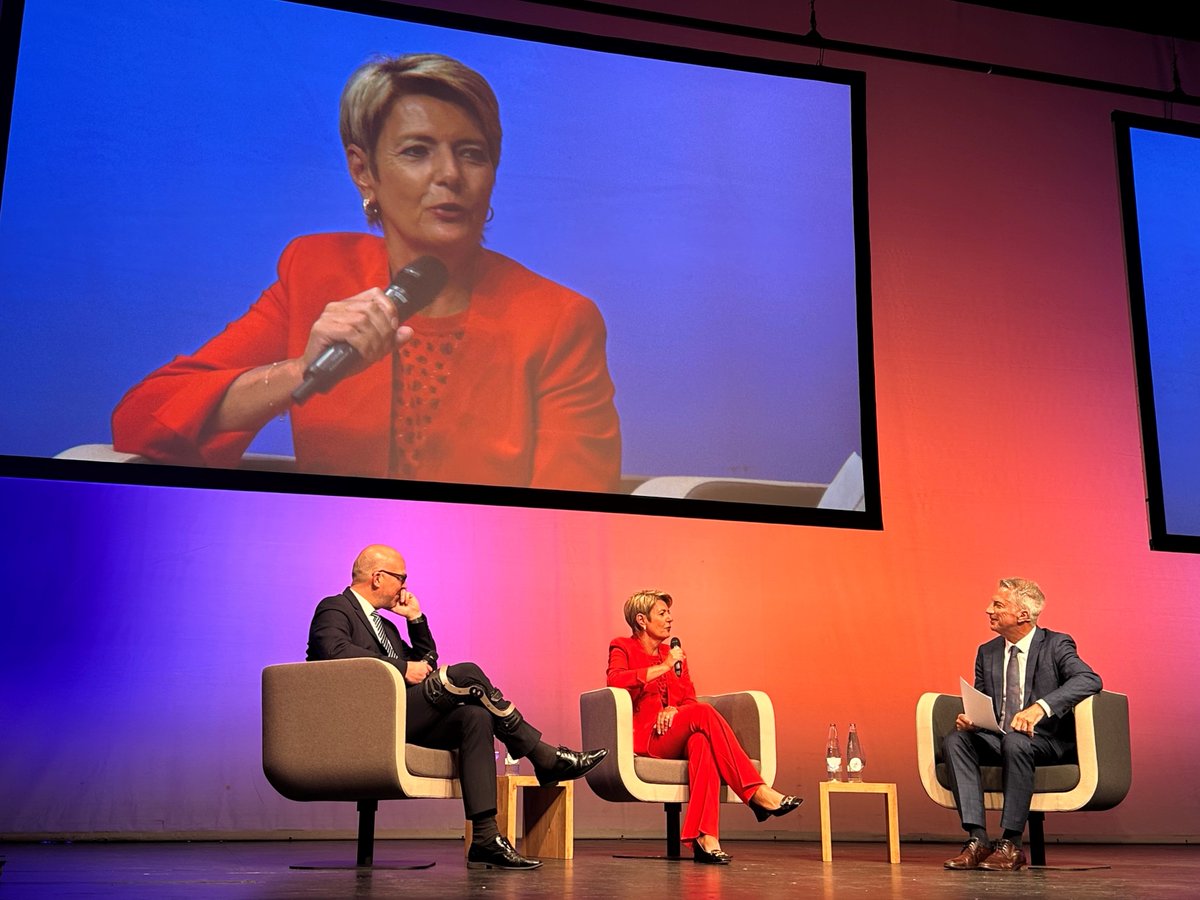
top-left (942, 578), bottom-right (1102, 871)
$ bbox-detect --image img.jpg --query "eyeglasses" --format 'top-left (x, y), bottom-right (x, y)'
top-left (379, 570), bottom-right (408, 586)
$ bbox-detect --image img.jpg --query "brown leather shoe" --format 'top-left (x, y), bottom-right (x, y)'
top-left (944, 838), bottom-right (993, 869)
top-left (978, 839), bottom-right (1027, 871)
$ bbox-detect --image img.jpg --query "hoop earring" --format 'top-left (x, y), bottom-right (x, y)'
top-left (485, 206), bottom-right (495, 223)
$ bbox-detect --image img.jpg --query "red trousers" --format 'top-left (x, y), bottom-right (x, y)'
top-left (646, 703), bottom-right (765, 840)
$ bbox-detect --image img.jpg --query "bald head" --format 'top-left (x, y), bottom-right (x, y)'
top-left (351, 544), bottom-right (406, 584)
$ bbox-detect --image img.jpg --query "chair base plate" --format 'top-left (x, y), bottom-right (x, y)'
top-left (611, 853), bottom-right (686, 861)
top-left (289, 860), bottom-right (435, 870)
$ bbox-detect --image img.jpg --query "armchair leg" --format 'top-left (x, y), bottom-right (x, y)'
top-left (356, 800), bottom-right (377, 867)
top-left (1028, 812), bottom-right (1046, 866)
top-left (610, 801), bottom-right (686, 860)
top-left (665, 802), bottom-right (682, 859)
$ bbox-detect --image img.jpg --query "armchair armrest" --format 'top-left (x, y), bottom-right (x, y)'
top-left (55, 443), bottom-right (148, 463)
top-left (55, 443), bottom-right (296, 471)
top-left (706, 690), bottom-right (776, 787)
top-left (262, 658), bottom-right (458, 803)
top-left (1072, 690), bottom-right (1132, 811)
top-left (915, 691), bottom-right (959, 809)
top-left (580, 687), bottom-right (646, 802)
top-left (631, 476), bottom-right (826, 506)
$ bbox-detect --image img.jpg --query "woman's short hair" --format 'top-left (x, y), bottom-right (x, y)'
top-left (339, 53), bottom-right (502, 224)
top-left (624, 589), bottom-right (673, 633)
top-left (998, 577), bottom-right (1045, 622)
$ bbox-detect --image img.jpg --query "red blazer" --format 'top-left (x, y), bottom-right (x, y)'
top-left (607, 635), bottom-right (698, 755)
top-left (112, 233), bottom-right (621, 491)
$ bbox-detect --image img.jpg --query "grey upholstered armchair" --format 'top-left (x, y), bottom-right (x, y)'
top-left (916, 690), bottom-right (1131, 865)
top-left (262, 658), bottom-right (461, 868)
top-left (579, 686), bottom-right (777, 858)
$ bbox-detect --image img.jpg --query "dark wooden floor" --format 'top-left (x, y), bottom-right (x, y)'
top-left (1, 839), bottom-right (1197, 899)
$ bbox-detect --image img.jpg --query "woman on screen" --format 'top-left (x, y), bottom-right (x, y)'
top-left (607, 590), bottom-right (802, 864)
top-left (111, 53), bottom-right (620, 491)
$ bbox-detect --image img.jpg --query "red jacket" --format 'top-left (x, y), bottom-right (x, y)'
top-left (607, 635), bottom-right (698, 755)
top-left (112, 233), bottom-right (621, 491)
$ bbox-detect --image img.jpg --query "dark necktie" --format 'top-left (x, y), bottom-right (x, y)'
top-left (370, 612), bottom-right (398, 658)
top-left (1002, 644), bottom-right (1021, 731)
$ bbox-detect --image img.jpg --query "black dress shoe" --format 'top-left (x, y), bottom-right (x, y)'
top-left (693, 844), bottom-right (733, 865)
top-left (466, 834), bottom-right (543, 870)
top-left (533, 746), bottom-right (608, 786)
top-left (749, 794), bottom-right (803, 823)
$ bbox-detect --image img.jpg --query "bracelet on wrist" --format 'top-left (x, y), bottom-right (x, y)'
top-left (264, 361), bottom-right (287, 420)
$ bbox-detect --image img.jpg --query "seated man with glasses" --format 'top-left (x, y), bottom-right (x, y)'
top-left (306, 543), bottom-right (607, 870)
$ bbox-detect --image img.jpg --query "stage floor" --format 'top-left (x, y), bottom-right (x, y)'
top-left (1, 839), bottom-right (1197, 899)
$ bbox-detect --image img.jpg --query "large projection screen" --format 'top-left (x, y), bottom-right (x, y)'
top-left (0, 0), bottom-right (879, 528)
top-left (1115, 112), bottom-right (1200, 552)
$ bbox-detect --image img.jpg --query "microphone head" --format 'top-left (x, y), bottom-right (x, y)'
top-left (387, 255), bottom-right (450, 315)
top-left (669, 637), bottom-right (681, 649)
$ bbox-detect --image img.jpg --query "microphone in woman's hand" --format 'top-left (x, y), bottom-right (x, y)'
top-left (292, 255), bottom-right (449, 404)
top-left (670, 637), bottom-right (682, 676)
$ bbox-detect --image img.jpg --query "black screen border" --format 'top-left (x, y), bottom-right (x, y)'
top-left (1114, 110), bottom-right (1200, 553)
top-left (0, 0), bottom-right (881, 530)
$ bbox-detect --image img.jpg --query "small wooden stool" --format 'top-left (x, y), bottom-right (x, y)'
top-left (819, 780), bottom-right (900, 864)
top-left (464, 774), bottom-right (574, 859)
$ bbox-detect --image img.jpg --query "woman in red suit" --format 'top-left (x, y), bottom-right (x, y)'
top-left (112, 53), bottom-right (619, 492)
top-left (607, 589), bottom-right (801, 864)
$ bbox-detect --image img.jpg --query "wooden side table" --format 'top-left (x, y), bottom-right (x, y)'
top-left (818, 780), bottom-right (900, 864)
top-left (464, 774), bottom-right (575, 859)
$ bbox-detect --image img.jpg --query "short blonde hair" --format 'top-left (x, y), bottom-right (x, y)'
top-left (998, 577), bottom-right (1045, 622)
top-left (339, 53), bottom-right (501, 227)
top-left (624, 589), bottom-right (672, 633)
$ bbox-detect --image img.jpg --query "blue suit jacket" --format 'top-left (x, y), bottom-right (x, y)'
top-left (974, 627), bottom-right (1101, 751)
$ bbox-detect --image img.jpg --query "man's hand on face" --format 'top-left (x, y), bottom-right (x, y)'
top-left (390, 588), bottom-right (422, 619)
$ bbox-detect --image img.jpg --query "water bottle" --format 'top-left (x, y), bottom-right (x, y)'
top-left (495, 745), bottom-right (520, 776)
top-left (846, 723), bottom-right (865, 782)
top-left (504, 752), bottom-right (520, 776)
top-left (825, 723), bottom-right (842, 781)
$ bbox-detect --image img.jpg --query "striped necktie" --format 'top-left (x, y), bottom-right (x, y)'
top-left (1001, 645), bottom-right (1021, 731)
top-left (369, 612), bottom-right (398, 658)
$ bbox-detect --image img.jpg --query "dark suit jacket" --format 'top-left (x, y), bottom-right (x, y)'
top-left (974, 627), bottom-right (1101, 751)
top-left (306, 588), bottom-right (437, 675)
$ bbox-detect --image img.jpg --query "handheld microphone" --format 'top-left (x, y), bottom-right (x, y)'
top-left (670, 637), bottom-right (682, 677)
top-left (292, 255), bottom-right (449, 404)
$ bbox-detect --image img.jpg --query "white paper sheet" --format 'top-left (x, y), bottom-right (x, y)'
top-left (959, 677), bottom-right (1003, 733)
